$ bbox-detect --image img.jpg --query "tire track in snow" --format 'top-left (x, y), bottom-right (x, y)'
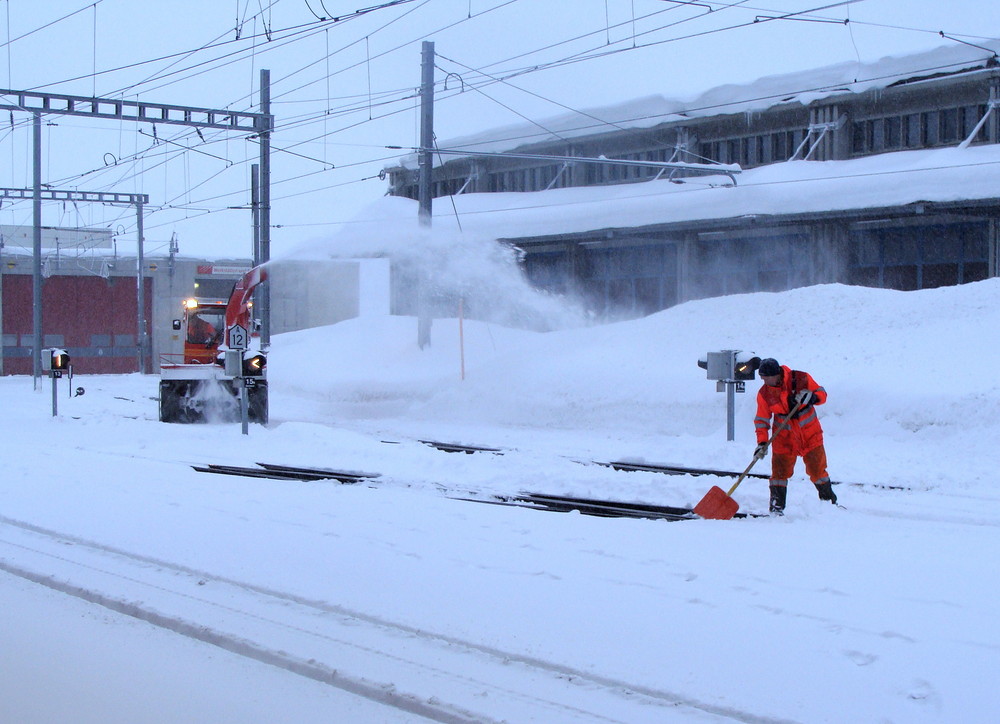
top-left (0, 558), bottom-right (483, 724)
top-left (0, 514), bottom-right (795, 724)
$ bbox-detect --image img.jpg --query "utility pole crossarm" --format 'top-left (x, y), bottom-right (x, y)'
top-left (0, 88), bottom-right (262, 132)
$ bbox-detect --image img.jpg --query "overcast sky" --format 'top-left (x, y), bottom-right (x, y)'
top-left (2, 0), bottom-right (998, 259)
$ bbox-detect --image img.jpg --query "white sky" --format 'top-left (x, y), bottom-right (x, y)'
top-left (1, 0), bottom-right (999, 259)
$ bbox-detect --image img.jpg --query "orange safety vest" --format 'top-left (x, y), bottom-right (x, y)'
top-left (754, 365), bottom-right (827, 456)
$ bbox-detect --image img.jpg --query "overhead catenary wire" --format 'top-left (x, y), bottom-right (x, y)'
top-left (0, 0), bottom-right (704, 152)
top-left (4, 0), bottom-right (989, 123)
top-left (0, 0), bottom-right (106, 52)
top-left (19, 0), bottom-right (417, 98)
top-left (2, 0), bottom-right (996, 247)
top-left (433, 0), bottom-right (856, 95)
top-left (254, 0), bottom-right (518, 108)
top-left (308, 0), bottom-right (844, 161)
top-left (10, 31), bottom-right (997, 208)
top-left (0, 0), bottom-right (894, 142)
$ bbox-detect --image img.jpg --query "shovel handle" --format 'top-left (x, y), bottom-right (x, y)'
top-left (725, 398), bottom-right (805, 497)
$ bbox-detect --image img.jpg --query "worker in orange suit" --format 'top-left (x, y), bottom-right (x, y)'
top-left (753, 358), bottom-right (838, 514)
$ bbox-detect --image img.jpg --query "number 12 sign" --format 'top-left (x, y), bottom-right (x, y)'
top-left (227, 324), bottom-right (249, 350)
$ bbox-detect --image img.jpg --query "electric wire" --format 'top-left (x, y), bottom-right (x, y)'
top-left (3, 1), bottom-right (997, 242)
top-left (0, 0), bottom-right (844, 148)
top-left (0, 0), bottom-right (105, 51)
top-left (124, 0), bottom-right (283, 97)
top-left (120, 0), bottom-right (430, 105)
top-left (6, 39), bottom-right (995, 243)
top-left (13, 4), bottom-right (284, 93)
top-left (435, 0), bottom-right (855, 93)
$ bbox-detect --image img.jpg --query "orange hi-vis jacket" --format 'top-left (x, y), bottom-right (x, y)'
top-left (755, 365), bottom-right (827, 456)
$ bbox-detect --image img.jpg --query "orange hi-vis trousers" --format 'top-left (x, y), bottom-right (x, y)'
top-left (770, 445), bottom-right (830, 487)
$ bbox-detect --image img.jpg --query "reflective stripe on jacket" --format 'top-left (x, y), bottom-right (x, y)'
top-left (754, 365), bottom-right (826, 455)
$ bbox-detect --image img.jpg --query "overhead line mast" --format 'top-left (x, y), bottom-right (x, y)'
top-left (0, 76), bottom-right (273, 381)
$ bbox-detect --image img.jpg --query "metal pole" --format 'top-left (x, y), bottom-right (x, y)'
top-left (416, 42), bottom-right (434, 348)
top-left (251, 163), bottom-right (261, 338)
top-left (51, 373), bottom-right (58, 416)
top-left (418, 41), bottom-right (434, 226)
top-left (32, 112), bottom-right (42, 388)
top-left (136, 198), bottom-right (146, 373)
top-left (258, 69), bottom-right (271, 351)
top-left (251, 163), bottom-right (260, 266)
top-left (726, 381), bottom-right (736, 442)
top-left (240, 380), bottom-right (249, 436)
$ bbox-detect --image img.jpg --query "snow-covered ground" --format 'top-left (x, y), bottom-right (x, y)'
top-left (2, 279), bottom-right (999, 722)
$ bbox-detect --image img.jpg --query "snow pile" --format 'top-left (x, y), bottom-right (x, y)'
top-left (270, 279), bottom-right (1000, 488)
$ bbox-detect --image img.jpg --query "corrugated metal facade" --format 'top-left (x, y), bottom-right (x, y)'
top-left (2, 274), bottom-right (153, 375)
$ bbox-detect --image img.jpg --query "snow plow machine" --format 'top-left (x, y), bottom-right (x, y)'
top-left (159, 265), bottom-right (268, 424)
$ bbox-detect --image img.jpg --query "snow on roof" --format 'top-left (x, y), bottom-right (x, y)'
top-left (350, 143), bottom-right (1000, 245)
top-left (391, 38), bottom-right (1000, 170)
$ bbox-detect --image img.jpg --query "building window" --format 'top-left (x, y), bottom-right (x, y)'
top-left (940, 107), bottom-right (960, 143)
top-left (872, 119), bottom-right (885, 152)
top-left (851, 105), bottom-right (992, 155)
top-left (962, 104), bottom-right (989, 144)
top-left (923, 111), bottom-right (940, 145)
top-left (573, 243), bottom-right (679, 316)
top-left (885, 116), bottom-right (902, 149)
top-left (905, 114), bottom-right (922, 147)
top-left (847, 221), bottom-right (989, 290)
top-left (851, 121), bottom-right (865, 154)
top-left (772, 132), bottom-right (787, 161)
top-left (725, 139), bottom-right (739, 164)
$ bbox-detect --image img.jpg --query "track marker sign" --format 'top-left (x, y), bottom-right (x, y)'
top-left (227, 324), bottom-right (249, 350)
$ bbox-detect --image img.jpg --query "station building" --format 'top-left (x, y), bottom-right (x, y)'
top-left (0, 226), bottom-right (252, 375)
top-left (0, 227), bottom-right (381, 375)
top-left (385, 41), bottom-right (1000, 317)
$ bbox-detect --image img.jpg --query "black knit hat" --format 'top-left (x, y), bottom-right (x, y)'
top-left (759, 358), bottom-right (781, 376)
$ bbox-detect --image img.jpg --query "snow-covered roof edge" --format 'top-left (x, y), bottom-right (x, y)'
top-left (348, 144), bottom-right (1000, 248)
top-left (389, 38), bottom-right (1000, 171)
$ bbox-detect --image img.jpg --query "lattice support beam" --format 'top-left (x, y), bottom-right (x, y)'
top-left (0, 88), bottom-right (266, 132)
top-left (0, 187), bottom-right (149, 205)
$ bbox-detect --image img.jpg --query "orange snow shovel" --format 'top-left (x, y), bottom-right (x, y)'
top-left (693, 400), bottom-right (803, 520)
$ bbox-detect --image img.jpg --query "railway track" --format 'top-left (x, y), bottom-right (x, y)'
top-left (190, 440), bottom-right (902, 522)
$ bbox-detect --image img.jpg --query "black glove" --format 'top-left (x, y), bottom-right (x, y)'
top-left (753, 442), bottom-right (768, 460)
top-left (815, 481), bottom-right (837, 504)
top-left (795, 389), bottom-right (816, 408)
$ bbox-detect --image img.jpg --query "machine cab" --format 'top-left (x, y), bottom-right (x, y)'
top-left (179, 298), bottom-right (227, 364)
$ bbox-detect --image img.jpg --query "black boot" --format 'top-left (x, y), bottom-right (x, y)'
top-left (815, 479), bottom-right (838, 504)
top-left (769, 485), bottom-right (787, 515)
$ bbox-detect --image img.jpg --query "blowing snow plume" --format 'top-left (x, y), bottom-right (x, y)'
top-left (278, 197), bottom-right (587, 332)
